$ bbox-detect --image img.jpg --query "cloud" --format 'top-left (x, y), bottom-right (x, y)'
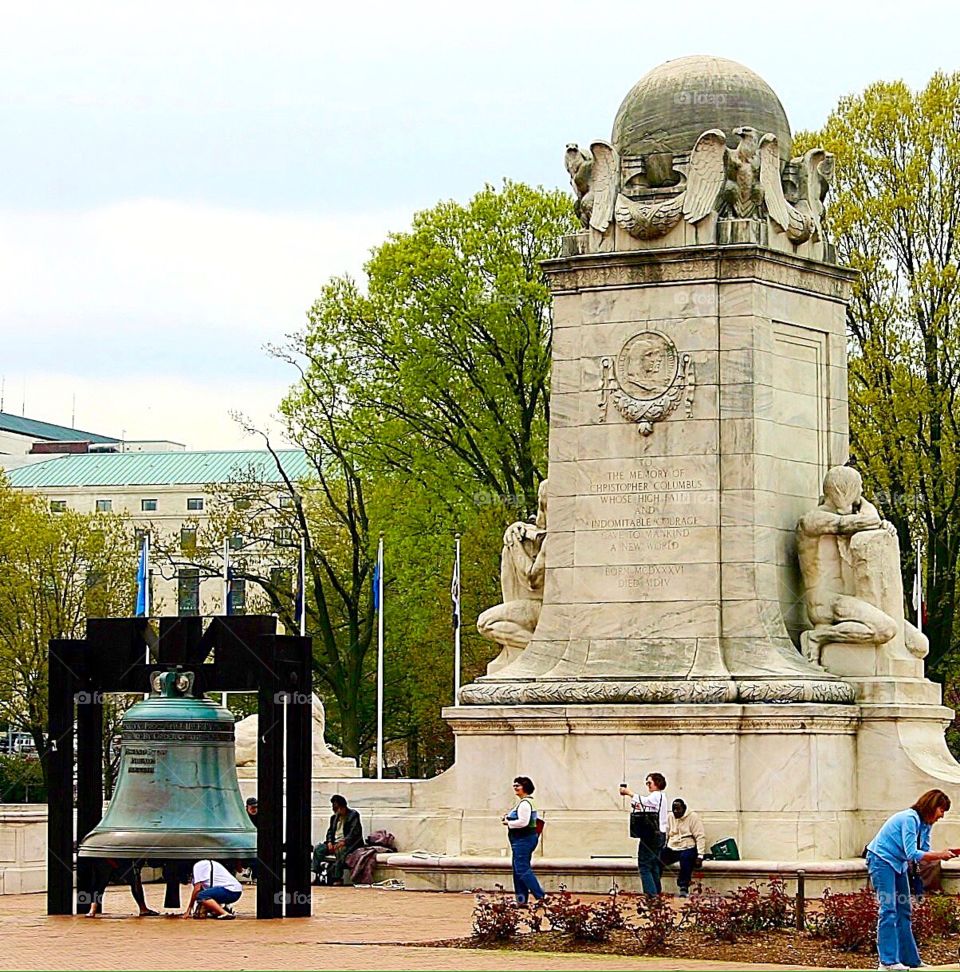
top-left (0, 199), bottom-right (409, 339)
top-left (0, 199), bottom-right (411, 447)
top-left (7, 370), bottom-right (290, 452)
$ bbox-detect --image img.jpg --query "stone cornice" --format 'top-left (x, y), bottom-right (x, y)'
top-left (543, 243), bottom-right (858, 301)
top-left (443, 703), bottom-right (860, 735)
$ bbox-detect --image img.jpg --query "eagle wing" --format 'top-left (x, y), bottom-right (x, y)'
top-left (800, 148), bottom-right (827, 212)
top-left (759, 133), bottom-right (792, 232)
top-left (587, 140), bottom-right (620, 233)
top-left (682, 129), bottom-right (726, 223)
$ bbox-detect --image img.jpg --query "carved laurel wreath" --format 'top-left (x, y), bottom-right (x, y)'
top-left (598, 331), bottom-right (695, 434)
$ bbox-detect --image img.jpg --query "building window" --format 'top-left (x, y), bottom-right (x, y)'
top-left (233, 497), bottom-right (251, 511)
top-left (278, 494), bottom-right (295, 509)
top-left (180, 526), bottom-right (197, 553)
top-left (178, 569), bottom-right (200, 616)
top-left (270, 566), bottom-right (292, 594)
top-left (187, 497), bottom-right (204, 511)
top-left (229, 578), bottom-right (246, 615)
top-left (95, 499), bottom-right (112, 512)
top-left (228, 535), bottom-right (243, 551)
top-left (50, 500), bottom-right (67, 513)
top-left (273, 527), bottom-right (295, 544)
top-left (141, 498), bottom-right (158, 512)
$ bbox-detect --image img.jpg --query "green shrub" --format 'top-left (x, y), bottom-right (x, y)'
top-left (0, 753), bottom-right (47, 803)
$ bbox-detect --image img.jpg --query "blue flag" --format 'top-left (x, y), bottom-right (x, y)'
top-left (372, 556), bottom-right (381, 611)
top-left (134, 536), bottom-right (149, 616)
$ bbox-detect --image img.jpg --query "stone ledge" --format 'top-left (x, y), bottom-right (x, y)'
top-left (373, 853), bottom-right (872, 895)
top-left (377, 852), bottom-right (866, 875)
top-left (374, 853), bottom-right (960, 896)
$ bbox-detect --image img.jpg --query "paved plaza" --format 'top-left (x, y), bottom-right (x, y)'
top-left (0, 887), bottom-right (823, 971)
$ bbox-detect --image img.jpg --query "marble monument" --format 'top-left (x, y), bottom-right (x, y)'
top-left (317, 56), bottom-right (960, 869)
top-left (476, 480), bottom-right (548, 675)
top-left (235, 694), bottom-right (361, 780)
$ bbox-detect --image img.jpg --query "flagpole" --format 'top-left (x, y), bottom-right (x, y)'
top-left (917, 537), bottom-right (923, 636)
top-left (300, 535), bottom-right (307, 637)
top-left (453, 533), bottom-right (462, 707)
top-left (144, 532), bottom-right (151, 617)
top-left (376, 533), bottom-right (384, 781)
top-left (223, 538), bottom-right (230, 614)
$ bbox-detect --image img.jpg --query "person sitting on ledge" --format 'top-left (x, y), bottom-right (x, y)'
top-left (313, 794), bottom-right (364, 885)
top-left (659, 798), bottom-right (706, 898)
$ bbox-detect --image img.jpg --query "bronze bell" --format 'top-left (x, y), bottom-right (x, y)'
top-left (78, 670), bottom-right (257, 860)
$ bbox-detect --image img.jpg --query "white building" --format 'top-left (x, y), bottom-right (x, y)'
top-left (5, 448), bottom-right (309, 617)
top-left (0, 409), bottom-right (183, 464)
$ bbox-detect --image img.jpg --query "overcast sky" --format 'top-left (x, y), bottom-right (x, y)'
top-left (0, 1), bottom-right (956, 449)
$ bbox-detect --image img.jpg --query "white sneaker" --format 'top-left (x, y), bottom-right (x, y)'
top-left (878, 964), bottom-right (909, 971)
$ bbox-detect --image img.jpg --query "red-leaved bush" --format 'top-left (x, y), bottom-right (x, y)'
top-left (545, 885), bottom-right (629, 942)
top-left (635, 891), bottom-right (681, 949)
top-left (808, 888), bottom-right (878, 952)
top-left (471, 886), bottom-right (524, 942)
top-left (683, 880), bottom-right (792, 942)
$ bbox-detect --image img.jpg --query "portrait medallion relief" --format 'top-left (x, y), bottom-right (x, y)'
top-left (617, 331), bottom-right (678, 400)
top-left (598, 330), bottom-right (695, 435)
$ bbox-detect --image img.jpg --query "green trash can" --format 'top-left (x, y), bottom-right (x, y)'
top-left (709, 837), bottom-right (740, 861)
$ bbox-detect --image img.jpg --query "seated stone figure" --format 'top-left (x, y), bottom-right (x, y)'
top-left (477, 481), bottom-right (548, 675)
top-left (796, 466), bottom-right (927, 667)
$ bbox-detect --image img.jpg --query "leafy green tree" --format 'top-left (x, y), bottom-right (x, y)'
top-left (800, 73), bottom-right (960, 675)
top-left (0, 476), bottom-right (136, 782)
top-left (281, 180), bottom-right (577, 517)
top-left (249, 181), bottom-right (573, 768)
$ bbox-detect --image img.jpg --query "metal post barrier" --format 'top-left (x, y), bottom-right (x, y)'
top-left (795, 869), bottom-right (806, 930)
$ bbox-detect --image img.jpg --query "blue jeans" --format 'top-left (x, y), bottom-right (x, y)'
top-left (196, 886), bottom-right (242, 905)
top-left (659, 845), bottom-right (699, 892)
top-left (867, 851), bottom-right (922, 969)
top-left (509, 831), bottom-right (544, 903)
top-left (637, 833), bottom-right (664, 895)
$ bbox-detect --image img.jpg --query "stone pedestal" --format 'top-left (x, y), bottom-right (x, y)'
top-left (462, 244), bottom-right (856, 706)
top-left (0, 806), bottom-right (47, 894)
top-left (312, 698), bottom-right (960, 867)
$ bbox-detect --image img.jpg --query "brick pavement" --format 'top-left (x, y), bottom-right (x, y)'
top-left (0, 888), bottom-right (826, 971)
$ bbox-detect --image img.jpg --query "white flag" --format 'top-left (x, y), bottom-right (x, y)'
top-left (450, 548), bottom-right (461, 631)
top-left (912, 570), bottom-right (921, 613)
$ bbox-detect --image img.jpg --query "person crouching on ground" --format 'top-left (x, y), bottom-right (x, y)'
top-left (866, 788), bottom-right (956, 971)
top-left (659, 799), bottom-right (705, 898)
top-left (181, 859), bottom-right (242, 919)
top-left (502, 776), bottom-right (545, 906)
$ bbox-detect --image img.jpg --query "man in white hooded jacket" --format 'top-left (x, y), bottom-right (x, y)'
top-left (660, 798), bottom-right (706, 897)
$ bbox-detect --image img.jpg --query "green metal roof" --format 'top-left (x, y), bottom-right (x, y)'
top-left (5, 450), bottom-right (310, 488)
top-left (0, 410), bottom-right (118, 444)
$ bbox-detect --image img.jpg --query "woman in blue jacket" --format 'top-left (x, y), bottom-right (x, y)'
top-left (866, 789), bottom-right (955, 971)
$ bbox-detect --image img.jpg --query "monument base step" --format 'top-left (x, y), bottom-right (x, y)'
top-left (372, 853), bottom-right (960, 897)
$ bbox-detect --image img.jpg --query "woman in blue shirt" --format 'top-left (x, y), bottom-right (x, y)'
top-left (866, 789), bottom-right (955, 971)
